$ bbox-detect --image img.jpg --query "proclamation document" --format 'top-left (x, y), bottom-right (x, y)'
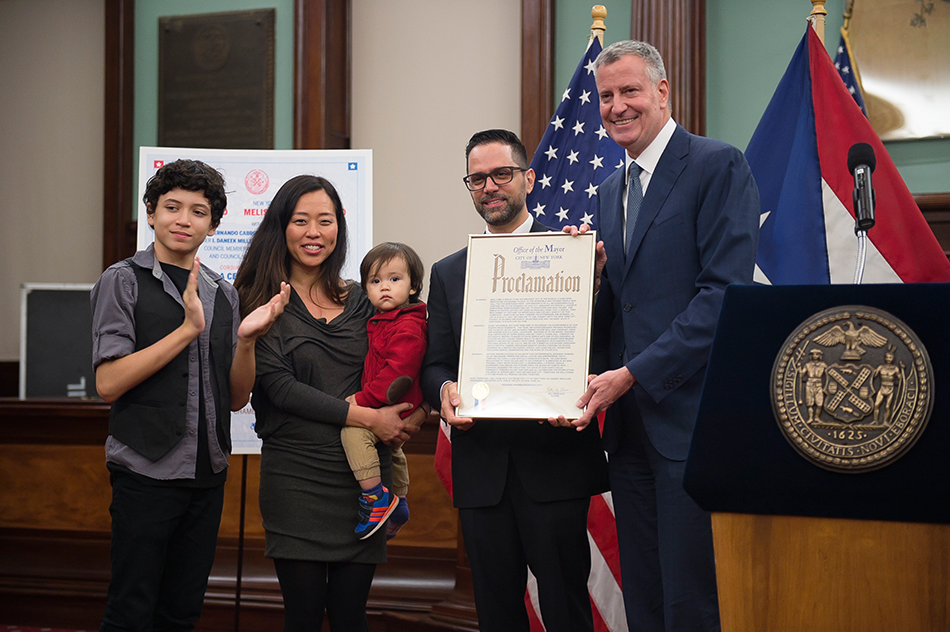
top-left (457, 232), bottom-right (595, 419)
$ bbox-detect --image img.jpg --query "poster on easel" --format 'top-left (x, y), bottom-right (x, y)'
top-left (136, 146), bottom-right (373, 454)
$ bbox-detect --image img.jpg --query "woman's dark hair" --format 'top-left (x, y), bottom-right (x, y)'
top-left (359, 242), bottom-right (425, 304)
top-left (143, 159), bottom-right (228, 227)
top-left (234, 175), bottom-right (348, 317)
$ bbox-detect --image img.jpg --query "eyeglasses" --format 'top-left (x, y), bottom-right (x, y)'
top-left (462, 166), bottom-right (527, 191)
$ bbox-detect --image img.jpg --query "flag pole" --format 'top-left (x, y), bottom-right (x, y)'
top-left (834, 0), bottom-right (873, 284)
top-left (591, 5), bottom-right (607, 44)
top-left (839, 0), bottom-right (866, 96)
top-left (520, 8), bottom-right (629, 627)
top-left (808, 0), bottom-right (827, 44)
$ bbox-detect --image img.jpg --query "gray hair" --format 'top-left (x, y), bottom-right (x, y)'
top-left (594, 40), bottom-right (667, 86)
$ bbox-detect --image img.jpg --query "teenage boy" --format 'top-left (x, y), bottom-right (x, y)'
top-left (92, 159), bottom-right (289, 632)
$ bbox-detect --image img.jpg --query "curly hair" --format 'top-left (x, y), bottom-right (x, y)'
top-left (143, 159), bottom-right (228, 227)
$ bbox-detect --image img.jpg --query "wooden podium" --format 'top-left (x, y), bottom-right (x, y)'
top-left (712, 514), bottom-right (949, 631)
top-left (685, 285), bottom-right (950, 632)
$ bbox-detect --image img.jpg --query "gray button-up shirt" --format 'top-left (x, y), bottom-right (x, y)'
top-left (90, 245), bottom-right (240, 480)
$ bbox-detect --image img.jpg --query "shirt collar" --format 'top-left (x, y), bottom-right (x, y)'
top-left (132, 243), bottom-right (222, 284)
top-left (484, 213), bottom-right (534, 234)
top-left (626, 117), bottom-right (677, 182)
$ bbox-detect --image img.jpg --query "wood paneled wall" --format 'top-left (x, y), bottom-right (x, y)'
top-left (0, 400), bottom-right (458, 631)
top-left (102, 0), bottom-right (354, 267)
top-left (521, 0), bottom-right (554, 160)
top-left (631, 0), bottom-right (706, 136)
top-left (918, 193), bottom-right (950, 259)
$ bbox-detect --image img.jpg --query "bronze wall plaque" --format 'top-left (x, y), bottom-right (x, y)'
top-left (771, 306), bottom-right (934, 473)
top-left (159, 9), bottom-right (275, 149)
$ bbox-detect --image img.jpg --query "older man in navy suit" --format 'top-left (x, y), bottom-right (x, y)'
top-left (570, 41), bottom-right (760, 631)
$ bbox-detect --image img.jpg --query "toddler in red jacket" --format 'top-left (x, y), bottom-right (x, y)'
top-left (344, 242), bottom-right (427, 540)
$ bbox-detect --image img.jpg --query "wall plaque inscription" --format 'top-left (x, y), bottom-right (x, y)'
top-left (159, 9), bottom-right (275, 149)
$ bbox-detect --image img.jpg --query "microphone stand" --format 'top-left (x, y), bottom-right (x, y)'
top-left (848, 144), bottom-right (876, 285)
top-left (853, 230), bottom-right (868, 285)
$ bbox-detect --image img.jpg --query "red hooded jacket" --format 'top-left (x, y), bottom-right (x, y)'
top-left (353, 302), bottom-right (427, 419)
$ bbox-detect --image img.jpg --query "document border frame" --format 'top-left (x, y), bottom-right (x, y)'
top-left (456, 231), bottom-right (596, 420)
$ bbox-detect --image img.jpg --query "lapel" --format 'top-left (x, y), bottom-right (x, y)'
top-left (624, 124), bottom-right (690, 276)
top-left (530, 218), bottom-right (556, 233)
top-left (598, 169), bottom-right (626, 280)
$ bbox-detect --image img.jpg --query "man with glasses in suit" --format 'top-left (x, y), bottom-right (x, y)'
top-left (421, 129), bottom-right (609, 632)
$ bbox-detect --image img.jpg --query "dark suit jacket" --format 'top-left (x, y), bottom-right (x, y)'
top-left (592, 124), bottom-right (760, 461)
top-left (421, 219), bottom-right (609, 509)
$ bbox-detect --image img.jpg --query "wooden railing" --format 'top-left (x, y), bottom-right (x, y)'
top-left (0, 399), bottom-right (463, 632)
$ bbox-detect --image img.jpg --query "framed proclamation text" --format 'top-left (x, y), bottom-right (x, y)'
top-left (457, 232), bottom-right (596, 419)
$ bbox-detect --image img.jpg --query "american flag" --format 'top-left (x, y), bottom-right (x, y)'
top-left (432, 36), bottom-right (627, 632)
top-left (526, 37), bottom-right (626, 231)
top-left (525, 36), bottom-right (627, 632)
top-left (833, 28), bottom-right (867, 117)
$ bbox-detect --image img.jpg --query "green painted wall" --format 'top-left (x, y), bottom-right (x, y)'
top-left (706, 0), bottom-right (842, 149)
top-left (707, 0), bottom-right (948, 194)
top-left (554, 0), bottom-right (948, 194)
top-left (131, 1), bottom-right (947, 196)
top-left (133, 0), bottom-right (294, 214)
top-left (554, 1), bottom-right (631, 98)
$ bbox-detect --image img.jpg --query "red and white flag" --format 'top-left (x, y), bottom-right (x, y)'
top-left (748, 26), bottom-right (950, 285)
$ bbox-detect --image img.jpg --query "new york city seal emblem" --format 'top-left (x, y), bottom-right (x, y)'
top-left (771, 306), bottom-right (933, 472)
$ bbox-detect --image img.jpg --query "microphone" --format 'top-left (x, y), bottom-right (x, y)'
top-left (848, 143), bottom-right (876, 232)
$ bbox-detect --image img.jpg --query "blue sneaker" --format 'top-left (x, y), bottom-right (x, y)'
top-left (355, 485), bottom-right (398, 540)
top-left (386, 497), bottom-right (410, 540)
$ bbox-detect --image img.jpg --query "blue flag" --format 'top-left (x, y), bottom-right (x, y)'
top-left (526, 38), bottom-right (625, 229)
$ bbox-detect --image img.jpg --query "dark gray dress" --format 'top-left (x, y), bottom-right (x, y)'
top-left (252, 285), bottom-right (391, 562)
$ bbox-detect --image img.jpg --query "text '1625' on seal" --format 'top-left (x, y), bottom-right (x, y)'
top-left (771, 306), bottom-right (933, 473)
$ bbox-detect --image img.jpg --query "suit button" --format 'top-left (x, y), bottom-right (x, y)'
top-left (623, 303), bottom-right (632, 312)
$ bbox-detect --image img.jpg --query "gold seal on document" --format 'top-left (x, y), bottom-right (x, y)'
top-left (771, 306), bottom-right (933, 473)
top-left (471, 382), bottom-right (490, 401)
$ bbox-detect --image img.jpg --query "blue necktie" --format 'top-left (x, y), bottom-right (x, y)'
top-left (625, 161), bottom-right (643, 257)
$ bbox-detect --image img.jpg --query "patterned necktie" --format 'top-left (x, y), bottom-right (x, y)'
top-left (625, 161), bottom-right (643, 257)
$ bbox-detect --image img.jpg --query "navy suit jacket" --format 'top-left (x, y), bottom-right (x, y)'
top-left (421, 219), bottom-right (609, 509)
top-left (592, 124), bottom-right (760, 461)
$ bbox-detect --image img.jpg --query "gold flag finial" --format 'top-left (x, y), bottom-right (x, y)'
top-left (809, 0), bottom-right (827, 44)
top-left (591, 5), bottom-right (607, 45)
